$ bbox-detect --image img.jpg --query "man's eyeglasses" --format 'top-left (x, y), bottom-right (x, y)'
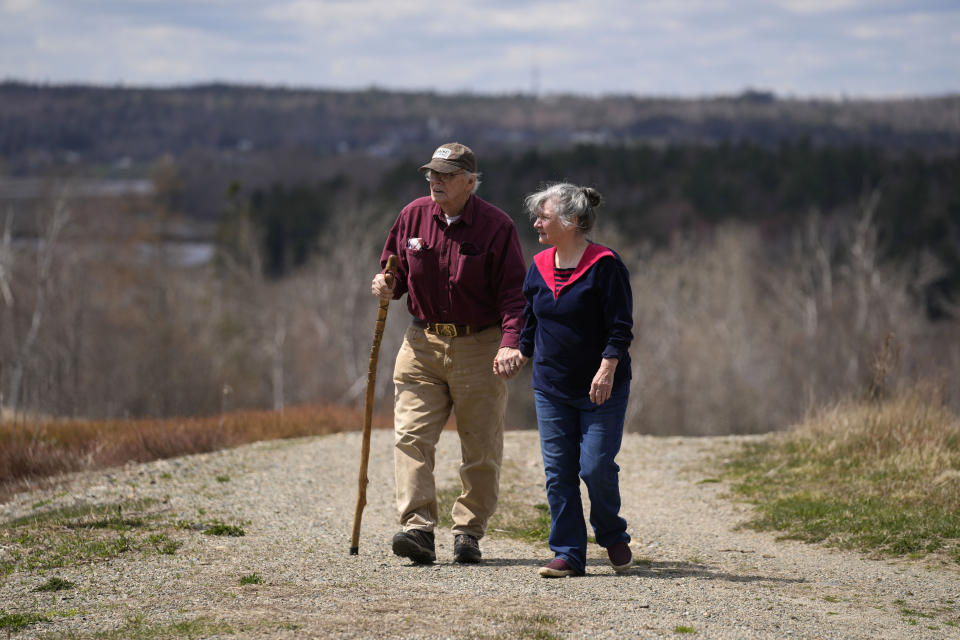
top-left (424, 170), bottom-right (464, 183)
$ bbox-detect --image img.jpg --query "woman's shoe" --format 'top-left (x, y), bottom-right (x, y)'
top-left (607, 541), bottom-right (632, 573)
top-left (538, 557), bottom-right (583, 578)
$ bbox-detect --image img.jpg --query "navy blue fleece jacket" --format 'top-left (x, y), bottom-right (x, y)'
top-left (518, 243), bottom-right (633, 400)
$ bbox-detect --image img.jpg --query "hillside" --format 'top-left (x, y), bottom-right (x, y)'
top-left (3, 82), bottom-right (958, 173)
top-left (1, 82), bottom-right (958, 426)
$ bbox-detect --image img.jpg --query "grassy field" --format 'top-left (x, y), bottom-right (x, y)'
top-left (5, 384), bottom-right (959, 567)
top-left (0, 495), bottom-right (251, 581)
top-left (2, 389), bottom-right (959, 637)
top-left (0, 404), bottom-right (391, 501)
top-left (724, 384), bottom-right (960, 564)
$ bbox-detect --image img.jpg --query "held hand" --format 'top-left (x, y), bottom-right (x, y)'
top-left (371, 273), bottom-right (394, 300)
top-left (493, 347), bottom-right (527, 379)
top-left (589, 358), bottom-right (619, 405)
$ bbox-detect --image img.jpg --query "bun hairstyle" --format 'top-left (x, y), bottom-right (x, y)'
top-left (525, 182), bottom-right (603, 235)
top-left (580, 186), bottom-right (602, 208)
top-left (576, 186), bottom-right (602, 233)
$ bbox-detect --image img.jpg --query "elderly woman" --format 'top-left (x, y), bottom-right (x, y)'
top-left (511, 183), bottom-right (634, 577)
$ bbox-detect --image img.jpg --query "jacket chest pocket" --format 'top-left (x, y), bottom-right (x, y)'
top-left (406, 246), bottom-right (438, 280)
top-left (453, 251), bottom-right (487, 285)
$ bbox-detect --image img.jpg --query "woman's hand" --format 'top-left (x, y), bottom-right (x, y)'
top-left (494, 348), bottom-right (527, 379)
top-left (589, 358), bottom-right (619, 405)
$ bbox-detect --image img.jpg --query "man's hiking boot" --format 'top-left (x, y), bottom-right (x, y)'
top-left (453, 534), bottom-right (482, 564)
top-left (392, 529), bottom-right (435, 564)
top-left (538, 557), bottom-right (583, 578)
top-left (607, 541), bottom-right (633, 573)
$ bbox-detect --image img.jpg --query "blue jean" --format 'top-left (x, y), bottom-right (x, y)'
top-left (534, 384), bottom-right (630, 573)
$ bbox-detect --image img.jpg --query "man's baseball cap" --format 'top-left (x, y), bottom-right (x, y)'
top-left (418, 142), bottom-right (477, 174)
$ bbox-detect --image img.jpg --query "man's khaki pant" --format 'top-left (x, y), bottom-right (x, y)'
top-left (392, 323), bottom-right (506, 539)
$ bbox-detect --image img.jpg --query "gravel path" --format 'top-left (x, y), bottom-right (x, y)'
top-left (2, 429), bottom-right (959, 639)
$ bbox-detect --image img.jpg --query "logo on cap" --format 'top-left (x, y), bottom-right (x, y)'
top-left (433, 147), bottom-right (453, 159)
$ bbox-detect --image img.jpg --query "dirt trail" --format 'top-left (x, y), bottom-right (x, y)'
top-left (2, 430), bottom-right (958, 639)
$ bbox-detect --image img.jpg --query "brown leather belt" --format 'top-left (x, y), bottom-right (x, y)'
top-left (412, 319), bottom-right (496, 337)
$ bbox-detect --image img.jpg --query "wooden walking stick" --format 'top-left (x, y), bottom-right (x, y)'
top-left (350, 255), bottom-right (399, 555)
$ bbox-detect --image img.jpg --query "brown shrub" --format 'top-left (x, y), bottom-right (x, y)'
top-left (0, 403), bottom-right (390, 496)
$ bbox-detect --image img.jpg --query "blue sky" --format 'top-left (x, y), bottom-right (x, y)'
top-left (1, 0), bottom-right (957, 96)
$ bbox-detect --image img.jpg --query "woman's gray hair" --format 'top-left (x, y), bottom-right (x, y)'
top-left (524, 183), bottom-right (603, 235)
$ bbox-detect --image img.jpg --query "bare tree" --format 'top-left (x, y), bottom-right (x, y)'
top-left (767, 211), bottom-right (837, 339)
top-left (848, 188), bottom-right (882, 334)
top-left (5, 193), bottom-right (70, 419)
top-left (270, 310), bottom-right (287, 412)
top-left (0, 210), bottom-right (12, 307)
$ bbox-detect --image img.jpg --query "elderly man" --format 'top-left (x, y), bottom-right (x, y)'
top-left (371, 142), bottom-right (527, 564)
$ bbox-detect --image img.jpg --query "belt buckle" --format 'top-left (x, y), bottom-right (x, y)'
top-left (434, 323), bottom-right (458, 337)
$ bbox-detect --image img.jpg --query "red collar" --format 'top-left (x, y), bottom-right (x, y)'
top-left (534, 243), bottom-right (615, 299)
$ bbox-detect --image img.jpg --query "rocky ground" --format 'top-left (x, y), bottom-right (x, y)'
top-left (1, 429), bottom-right (958, 639)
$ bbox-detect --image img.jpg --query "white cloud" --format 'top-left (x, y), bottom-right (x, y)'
top-left (0, 0), bottom-right (38, 12)
top-left (849, 24), bottom-right (894, 39)
top-left (775, 0), bottom-right (866, 14)
top-left (848, 10), bottom-right (952, 45)
top-left (0, 0), bottom-right (955, 96)
top-left (264, 1), bottom-right (422, 28)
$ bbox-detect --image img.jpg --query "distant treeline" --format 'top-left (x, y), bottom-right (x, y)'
top-left (2, 81), bottom-right (958, 173)
top-left (4, 83), bottom-right (959, 428)
top-left (224, 141), bottom-right (960, 317)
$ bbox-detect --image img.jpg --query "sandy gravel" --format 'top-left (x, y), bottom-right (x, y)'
top-left (2, 429), bottom-right (959, 639)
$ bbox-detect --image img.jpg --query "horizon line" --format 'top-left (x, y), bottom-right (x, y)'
top-left (2, 77), bottom-right (957, 103)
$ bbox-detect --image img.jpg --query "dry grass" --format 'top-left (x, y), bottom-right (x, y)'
top-left (0, 404), bottom-right (391, 500)
top-left (726, 383), bottom-right (960, 561)
top-left (784, 383), bottom-right (960, 501)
